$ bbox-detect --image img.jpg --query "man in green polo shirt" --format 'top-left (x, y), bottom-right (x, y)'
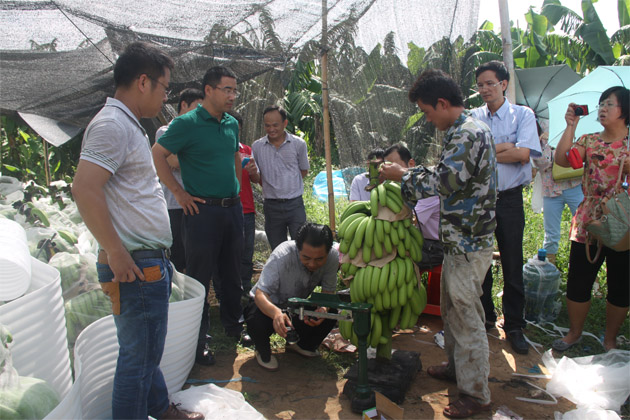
top-left (152, 66), bottom-right (243, 366)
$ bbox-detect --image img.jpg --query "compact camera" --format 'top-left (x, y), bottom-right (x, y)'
top-left (574, 105), bottom-right (589, 116)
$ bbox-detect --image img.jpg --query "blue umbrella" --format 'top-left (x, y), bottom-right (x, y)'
top-left (547, 66), bottom-right (630, 147)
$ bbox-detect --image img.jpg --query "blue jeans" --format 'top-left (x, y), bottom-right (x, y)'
top-left (241, 212), bottom-right (255, 295)
top-left (97, 255), bottom-right (172, 420)
top-left (542, 185), bottom-right (583, 254)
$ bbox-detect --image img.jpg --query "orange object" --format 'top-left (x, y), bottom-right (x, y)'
top-left (421, 264), bottom-right (442, 316)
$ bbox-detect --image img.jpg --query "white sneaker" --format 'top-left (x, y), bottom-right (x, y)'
top-left (286, 343), bottom-right (320, 358)
top-left (255, 351), bottom-right (278, 371)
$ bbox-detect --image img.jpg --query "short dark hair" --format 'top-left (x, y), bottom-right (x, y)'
top-left (113, 42), bottom-right (174, 89)
top-left (177, 88), bottom-right (204, 113)
top-left (475, 60), bottom-right (510, 82)
top-left (600, 86), bottom-right (629, 126)
top-left (228, 110), bottom-right (243, 126)
top-left (263, 105), bottom-right (287, 121)
top-left (408, 69), bottom-right (464, 108)
top-left (367, 148), bottom-right (385, 161)
top-left (384, 143), bottom-right (412, 165)
top-left (296, 222), bottom-right (333, 253)
top-left (202, 66), bottom-right (237, 90)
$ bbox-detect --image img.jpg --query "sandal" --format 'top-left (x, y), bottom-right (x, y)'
top-left (427, 362), bottom-right (456, 383)
top-left (443, 395), bottom-right (491, 419)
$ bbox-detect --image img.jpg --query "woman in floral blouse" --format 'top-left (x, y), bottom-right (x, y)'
top-left (553, 86), bottom-right (630, 352)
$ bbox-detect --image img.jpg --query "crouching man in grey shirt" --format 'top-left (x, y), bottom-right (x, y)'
top-left (245, 222), bottom-right (339, 371)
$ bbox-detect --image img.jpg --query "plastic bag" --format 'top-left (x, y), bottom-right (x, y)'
top-left (555, 407), bottom-right (621, 420)
top-left (543, 349), bottom-right (630, 412)
top-left (531, 172), bottom-right (543, 213)
top-left (170, 384), bottom-right (265, 420)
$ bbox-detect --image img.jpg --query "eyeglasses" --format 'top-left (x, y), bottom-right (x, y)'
top-left (475, 81), bottom-right (502, 91)
top-left (596, 102), bottom-right (621, 110)
top-left (214, 86), bottom-right (240, 98)
top-left (148, 76), bottom-right (171, 96)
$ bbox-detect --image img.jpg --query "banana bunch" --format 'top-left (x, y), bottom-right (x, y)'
top-left (338, 181), bottom-right (428, 349)
top-left (64, 288), bottom-right (112, 346)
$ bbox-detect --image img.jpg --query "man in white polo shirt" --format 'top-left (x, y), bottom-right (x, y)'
top-left (252, 105), bottom-right (310, 250)
top-left (72, 42), bottom-right (202, 420)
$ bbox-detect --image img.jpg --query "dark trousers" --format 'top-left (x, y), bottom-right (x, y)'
top-left (244, 300), bottom-right (336, 360)
top-left (241, 212), bottom-right (256, 295)
top-left (168, 208), bottom-right (186, 272)
top-left (184, 201), bottom-right (244, 340)
top-left (263, 196), bottom-right (306, 250)
top-left (481, 186), bottom-right (526, 332)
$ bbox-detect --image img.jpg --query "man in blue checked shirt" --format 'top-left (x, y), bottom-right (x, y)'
top-left (471, 60), bottom-right (542, 355)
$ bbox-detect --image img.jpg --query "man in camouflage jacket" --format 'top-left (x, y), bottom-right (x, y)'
top-left (380, 69), bottom-right (496, 418)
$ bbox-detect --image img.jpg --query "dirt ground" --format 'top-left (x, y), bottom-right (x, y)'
top-left (188, 313), bottom-right (575, 420)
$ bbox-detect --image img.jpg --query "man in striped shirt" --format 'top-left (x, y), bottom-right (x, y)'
top-left (252, 105), bottom-right (310, 250)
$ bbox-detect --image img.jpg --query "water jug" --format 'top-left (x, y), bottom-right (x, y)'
top-left (523, 249), bottom-right (561, 323)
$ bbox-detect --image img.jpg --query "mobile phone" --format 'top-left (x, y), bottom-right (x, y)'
top-left (574, 104), bottom-right (589, 116)
top-left (241, 156), bottom-right (251, 168)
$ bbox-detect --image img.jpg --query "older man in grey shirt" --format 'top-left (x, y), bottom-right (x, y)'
top-left (245, 223), bottom-right (338, 371)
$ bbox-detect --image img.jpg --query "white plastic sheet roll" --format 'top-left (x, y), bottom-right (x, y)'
top-left (0, 218), bottom-right (31, 301)
top-left (46, 270), bottom-right (205, 419)
top-left (0, 257), bottom-right (72, 399)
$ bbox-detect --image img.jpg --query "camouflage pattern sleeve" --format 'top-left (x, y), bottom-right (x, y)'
top-left (401, 111), bottom-right (497, 254)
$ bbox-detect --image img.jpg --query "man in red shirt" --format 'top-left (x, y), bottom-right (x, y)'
top-left (230, 112), bottom-right (260, 297)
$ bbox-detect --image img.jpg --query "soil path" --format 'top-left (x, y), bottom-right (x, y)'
top-left (189, 314), bottom-right (573, 419)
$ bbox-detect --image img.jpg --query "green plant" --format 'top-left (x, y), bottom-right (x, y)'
top-left (1, 116), bottom-right (81, 187)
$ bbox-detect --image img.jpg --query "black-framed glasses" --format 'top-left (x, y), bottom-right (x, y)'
top-left (215, 86), bottom-right (240, 98)
top-left (148, 76), bottom-right (171, 96)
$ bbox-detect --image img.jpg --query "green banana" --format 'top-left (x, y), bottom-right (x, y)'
top-left (383, 220), bottom-right (392, 234)
top-left (349, 264), bottom-right (359, 275)
top-left (365, 217), bottom-right (375, 247)
top-left (370, 313), bottom-right (382, 348)
top-left (370, 266), bottom-right (381, 297)
top-left (362, 240), bottom-right (372, 264)
top-left (410, 288), bottom-right (423, 316)
top-left (341, 262), bottom-right (350, 275)
top-left (404, 257), bottom-right (414, 283)
top-left (389, 305), bottom-right (401, 329)
top-left (408, 225), bottom-right (424, 249)
top-left (375, 219), bottom-right (384, 242)
top-left (396, 258), bottom-right (406, 289)
top-left (396, 241), bottom-right (406, 258)
top-left (339, 238), bottom-right (351, 254)
top-left (406, 279), bottom-right (414, 299)
top-left (373, 237), bottom-right (383, 259)
top-left (378, 263), bottom-right (389, 293)
top-left (378, 183), bottom-right (387, 207)
top-left (390, 226), bottom-right (400, 245)
top-left (398, 281), bottom-right (408, 307)
top-left (399, 302), bottom-right (412, 329)
top-left (354, 268), bottom-right (364, 301)
top-left (383, 235), bottom-right (393, 253)
top-left (363, 265), bottom-right (373, 298)
top-left (338, 213), bottom-right (366, 238)
top-left (352, 216), bottom-right (370, 250)
top-left (344, 216), bottom-right (365, 242)
top-left (403, 218), bottom-right (411, 228)
top-left (391, 286), bottom-right (399, 308)
top-left (348, 241), bottom-right (359, 259)
top-left (386, 191), bottom-right (403, 213)
top-left (388, 259), bottom-right (398, 291)
top-left (370, 188), bottom-right (379, 217)
top-left (382, 287), bottom-right (391, 309)
top-left (397, 223), bottom-right (406, 240)
top-left (374, 292), bottom-right (383, 313)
